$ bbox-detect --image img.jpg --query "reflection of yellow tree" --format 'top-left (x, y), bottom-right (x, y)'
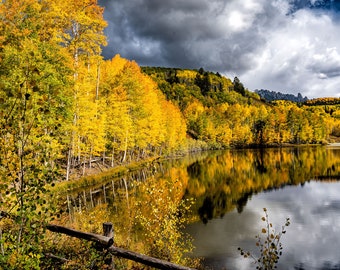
top-left (47, 170), bottom-right (198, 268)
top-left (184, 147), bottom-right (340, 222)
top-left (131, 175), bottom-right (198, 268)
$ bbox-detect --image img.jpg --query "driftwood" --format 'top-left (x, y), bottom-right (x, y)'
top-left (46, 223), bottom-right (196, 270)
top-left (46, 224), bottom-right (113, 247)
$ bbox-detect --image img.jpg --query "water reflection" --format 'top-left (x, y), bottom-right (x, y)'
top-left (185, 146), bottom-right (340, 223)
top-left (184, 146), bottom-right (340, 270)
top-left (65, 146), bottom-right (340, 270)
top-left (185, 182), bottom-right (340, 269)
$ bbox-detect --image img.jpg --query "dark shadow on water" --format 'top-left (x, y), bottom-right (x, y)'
top-left (236, 191), bottom-right (252, 213)
top-left (198, 196), bottom-right (214, 224)
top-left (294, 261), bottom-right (340, 270)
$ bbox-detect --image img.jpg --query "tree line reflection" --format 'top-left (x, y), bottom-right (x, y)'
top-left (65, 146), bottom-right (340, 225)
top-left (184, 147), bottom-right (340, 223)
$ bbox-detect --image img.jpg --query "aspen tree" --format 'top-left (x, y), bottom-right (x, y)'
top-left (101, 61), bottom-right (134, 164)
top-left (0, 0), bottom-right (72, 266)
top-left (54, 0), bottom-right (107, 178)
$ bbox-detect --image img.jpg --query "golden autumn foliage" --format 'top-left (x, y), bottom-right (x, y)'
top-left (145, 67), bottom-right (340, 148)
top-left (2, 0), bottom-right (340, 268)
top-left (0, 0), bottom-right (75, 267)
top-left (305, 97), bottom-right (340, 106)
top-left (98, 56), bottom-right (188, 164)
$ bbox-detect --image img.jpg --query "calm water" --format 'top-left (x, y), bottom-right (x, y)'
top-left (183, 146), bottom-right (340, 270)
top-left (70, 146), bottom-right (340, 270)
top-left (186, 181), bottom-right (340, 270)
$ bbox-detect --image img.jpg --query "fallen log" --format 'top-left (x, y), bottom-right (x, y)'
top-left (46, 223), bottom-right (196, 270)
top-left (46, 224), bottom-right (113, 247)
top-left (107, 245), bottom-right (196, 270)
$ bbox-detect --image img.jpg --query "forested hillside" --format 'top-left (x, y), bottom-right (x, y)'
top-left (142, 67), bottom-right (340, 148)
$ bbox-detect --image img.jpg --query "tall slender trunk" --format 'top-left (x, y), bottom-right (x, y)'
top-left (0, 228), bottom-right (4, 256)
top-left (66, 38), bottom-right (79, 181)
top-left (122, 177), bottom-right (129, 209)
top-left (95, 63), bottom-right (100, 101)
top-left (89, 147), bottom-right (93, 169)
top-left (82, 156), bottom-right (86, 176)
top-left (122, 131), bottom-right (128, 163)
top-left (111, 148), bottom-right (114, 167)
top-left (17, 119), bottom-right (25, 245)
top-left (66, 148), bottom-right (71, 181)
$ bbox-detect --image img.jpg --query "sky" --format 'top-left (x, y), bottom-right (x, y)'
top-left (99, 0), bottom-right (340, 98)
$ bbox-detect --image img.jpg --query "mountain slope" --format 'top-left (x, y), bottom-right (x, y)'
top-left (255, 89), bottom-right (308, 103)
top-left (142, 66), bottom-right (340, 147)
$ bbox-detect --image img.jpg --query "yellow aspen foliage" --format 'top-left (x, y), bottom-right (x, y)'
top-left (183, 99), bottom-right (206, 140)
top-left (225, 104), bottom-right (252, 145)
top-left (69, 57), bottom-right (107, 175)
top-left (53, 0), bottom-right (107, 57)
top-left (100, 55), bottom-right (132, 163)
top-left (55, 0), bottom-right (108, 177)
top-left (0, 0), bottom-right (74, 266)
top-left (216, 122), bottom-right (232, 146)
top-left (184, 99), bottom-right (205, 119)
top-left (161, 99), bottom-right (187, 152)
top-left (101, 54), bottom-right (129, 80)
top-left (99, 56), bottom-right (188, 161)
top-left (141, 75), bottom-right (167, 148)
top-left (116, 62), bottom-right (147, 149)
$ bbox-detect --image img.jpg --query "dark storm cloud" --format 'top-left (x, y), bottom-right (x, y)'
top-left (99, 0), bottom-right (340, 97)
top-left (99, 0), bottom-right (276, 72)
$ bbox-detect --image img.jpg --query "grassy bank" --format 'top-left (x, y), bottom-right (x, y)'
top-left (52, 157), bottom-right (161, 194)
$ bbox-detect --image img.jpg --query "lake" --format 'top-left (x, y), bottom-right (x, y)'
top-left (183, 146), bottom-right (340, 270)
top-left (68, 145), bottom-right (340, 270)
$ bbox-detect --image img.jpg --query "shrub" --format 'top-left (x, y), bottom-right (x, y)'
top-left (238, 208), bottom-right (290, 270)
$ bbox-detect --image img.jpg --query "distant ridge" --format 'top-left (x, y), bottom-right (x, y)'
top-left (255, 89), bottom-right (308, 103)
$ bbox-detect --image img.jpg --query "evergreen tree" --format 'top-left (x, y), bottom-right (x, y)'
top-left (233, 76), bottom-right (246, 96)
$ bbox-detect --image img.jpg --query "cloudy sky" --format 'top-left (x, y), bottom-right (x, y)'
top-left (99, 0), bottom-right (340, 98)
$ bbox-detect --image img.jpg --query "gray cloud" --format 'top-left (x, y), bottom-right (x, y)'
top-left (99, 0), bottom-right (340, 98)
top-left (99, 0), bottom-right (278, 71)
